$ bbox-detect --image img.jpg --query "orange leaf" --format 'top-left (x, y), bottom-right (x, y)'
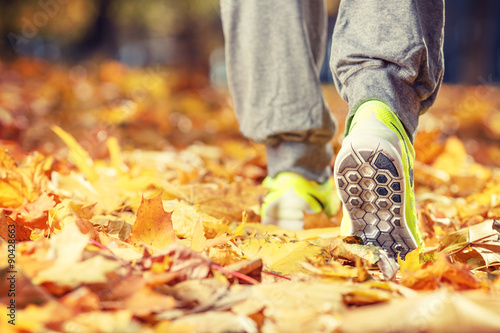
top-left (130, 193), bottom-right (176, 250)
top-left (0, 210), bottom-right (31, 242)
top-left (11, 192), bottom-right (57, 230)
top-left (401, 254), bottom-right (482, 291)
top-left (74, 214), bottom-right (100, 241)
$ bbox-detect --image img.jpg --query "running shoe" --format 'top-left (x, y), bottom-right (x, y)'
top-left (334, 100), bottom-right (422, 258)
top-left (261, 172), bottom-right (337, 230)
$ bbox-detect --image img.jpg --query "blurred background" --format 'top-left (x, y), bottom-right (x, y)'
top-left (1, 0), bottom-right (500, 167)
top-left (1, 0), bottom-right (499, 84)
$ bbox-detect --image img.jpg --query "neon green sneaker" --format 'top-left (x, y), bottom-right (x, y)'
top-left (334, 100), bottom-right (422, 258)
top-left (261, 172), bottom-right (338, 230)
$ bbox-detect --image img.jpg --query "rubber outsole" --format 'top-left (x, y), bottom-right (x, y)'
top-left (335, 143), bottom-right (417, 259)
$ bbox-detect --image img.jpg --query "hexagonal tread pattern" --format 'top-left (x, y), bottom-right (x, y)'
top-left (336, 148), bottom-right (414, 258)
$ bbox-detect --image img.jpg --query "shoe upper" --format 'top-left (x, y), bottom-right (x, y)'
top-left (261, 172), bottom-right (338, 230)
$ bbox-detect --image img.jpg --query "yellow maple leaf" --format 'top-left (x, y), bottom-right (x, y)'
top-left (238, 237), bottom-right (326, 275)
top-left (130, 193), bottom-right (176, 250)
top-left (398, 248), bottom-right (422, 277)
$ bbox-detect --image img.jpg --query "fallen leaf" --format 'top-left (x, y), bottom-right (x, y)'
top-left (52, 125), bottom-right (99, 182)
top-left (106, 219), bottom-right (133, 241)
top-left (440, 219), bottom-right (500, 268)
top-left (398, 248), bottom-right (422, 277)
top-left (15, 301), bottom-right (74, 333)
top-left (171, 311), bottom-right (257, 333)
top-left (11, 192), bottom-right (57, 229)
top-left (130, 193), bottom-right (176, 250)
top-left (208, 244), bottom-right (242, 266)
top-left (327, 238), bottom-right (380, 265)
top-left (238, 236), bottom-right (327, 275)
top-left (232, 210), bottom-right (247, 236)
top-left (168, 201), bottom-right (230, 239)
top-left (190, 217), bottom-right (206, 252)
top-left (59, 287), bottom-right (101, 313)
top-left (0, 150), bottom-right (52, 208)
top-left (0, 210), bottom-right (31, 242)
top-left (231, 282), bottom-right (344, 332)
top-left (124, 286), bottom-right (176, 317)
top-left (61, 310), bottom-right (141, 333)
top-left (171, 278), bottom-right (229, 309)
top-left (340, 289), bottom-right (500, 333)
top-left (401, 254), bottom-right (482, 290)
top-left (144, 243), bottom-right (212, 281)
top-left (47, 199), bottom-right (93, 234)
top-left (33, 224), bottom-right (122, 289)
top-left (106, 136), bottom-right (128, 173)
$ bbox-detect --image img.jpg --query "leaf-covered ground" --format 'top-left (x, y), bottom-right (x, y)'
top-left (1, 59), bottom-right (500, 333)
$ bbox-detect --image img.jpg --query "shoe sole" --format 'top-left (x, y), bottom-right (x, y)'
top-left (335, 142), bottom-right (417, 259)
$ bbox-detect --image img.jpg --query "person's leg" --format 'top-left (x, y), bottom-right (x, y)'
top-left (331, 0), bottom-right (445, 141)
top-left (221, 0), bottom-right (338, 229)
top-left (220, 0), bottom-right (337, 184)
top-left (330, 0), bottom-right (444, 257)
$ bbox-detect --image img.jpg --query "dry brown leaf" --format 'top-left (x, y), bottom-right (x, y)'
top-left (440, 219), bottom-right (500, 268)
top-left (106, 219), bottom-right (133, 241)
top-left (327, 237), bottom-right (380, 265)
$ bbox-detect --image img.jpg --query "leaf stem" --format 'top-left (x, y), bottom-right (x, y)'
top-left (211, 263), bottom-right (259, 285)
top-left (262, 270), bottom-right (291, 280)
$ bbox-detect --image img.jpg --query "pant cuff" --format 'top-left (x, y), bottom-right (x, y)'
top-left (342, 65), bottom-right (420, 141)
top-left (266, 140), bottom-right (333, 183)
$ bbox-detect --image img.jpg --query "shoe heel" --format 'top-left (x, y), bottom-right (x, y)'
top-left (335, 144), bottom-right (417, 258)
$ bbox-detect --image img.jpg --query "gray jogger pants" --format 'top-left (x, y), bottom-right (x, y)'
top-left (220, 0), bottom-right (445, 183)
